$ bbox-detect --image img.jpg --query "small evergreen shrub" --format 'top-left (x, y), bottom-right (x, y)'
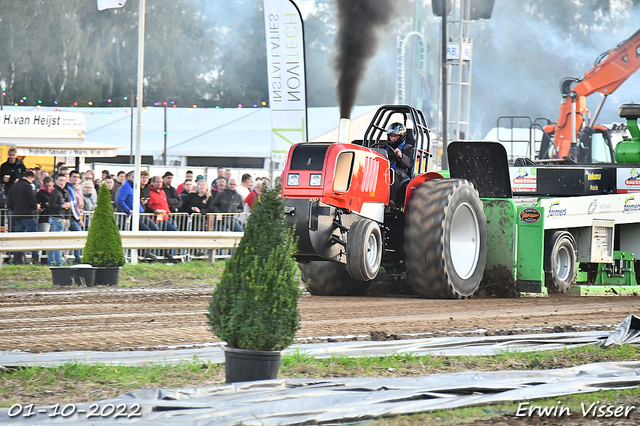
top-left (82, 184), bottom-right (125, 267)
top-left (207, 185), bottom-right (300, 351)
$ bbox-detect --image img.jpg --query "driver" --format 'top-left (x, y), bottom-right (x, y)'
top-left (386, 122), bottom-right (414, 207)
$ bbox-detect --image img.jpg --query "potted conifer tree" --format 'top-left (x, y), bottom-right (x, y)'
top-left (82, 183), bottom-right (125, 285)
top-left (207, 185), bottom-right (300, 383)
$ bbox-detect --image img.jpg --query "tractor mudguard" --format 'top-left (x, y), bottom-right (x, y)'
top-left (447, 141), bottom-right (512, 198)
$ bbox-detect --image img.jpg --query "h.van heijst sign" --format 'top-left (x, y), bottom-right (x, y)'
top-left (1, 111), bottom-right (85, 140)
top-left (0, 110), bottom-right (117, 157)
top-left (0, 110), bottom-right (118, 157)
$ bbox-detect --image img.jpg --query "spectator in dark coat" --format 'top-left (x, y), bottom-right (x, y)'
top-left (7, 171), bottom-right (39, 264)
top-left (113, 170), bottom-right (126, 193)
top-left (180, 181), bottom-right (210, 214)
top-left (31, 168), bottom-right (42, 192)
top-left (36, 176), bottom-right (54, 232)
top-left (210, 167), bottom-right (225, 193)
top-left (48, 173), bottom-right (71, 266)
top-left (180, 180), bottom-right (210, 232)
top-left (1, 147), bottom-right (26, 200)
top-left (179, 179), bottom-right (194, 205)
top-left (35, 176), bottom-right (54, 264)
top-left (209, 178), bottom-right (243, 232)
top-left (162, 171), bottom-right (182, 212)
top-left (1, 147), bottom-right (26, 234)
top-left (140, 170), bottom-right (151, 206)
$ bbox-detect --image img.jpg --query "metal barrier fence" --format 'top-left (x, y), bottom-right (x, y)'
top-left (0, 209), bottom-right (247, 264)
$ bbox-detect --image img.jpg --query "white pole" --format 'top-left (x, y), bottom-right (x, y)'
top-left (131, 0), bottom-right (146, 264)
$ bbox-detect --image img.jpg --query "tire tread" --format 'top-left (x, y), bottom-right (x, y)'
top-left (404, 179), bottom-right (486, 299)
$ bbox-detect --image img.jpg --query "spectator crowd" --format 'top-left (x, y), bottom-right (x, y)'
top-left (0, 147), bottom-right (268, 265)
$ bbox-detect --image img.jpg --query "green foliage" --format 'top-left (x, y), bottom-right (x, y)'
top-left (207, 185), bottom-right (300, 351)
top-left (82, 184), bottom-right (125, 267)
top-left (0, 0), bottom-right (216, 107)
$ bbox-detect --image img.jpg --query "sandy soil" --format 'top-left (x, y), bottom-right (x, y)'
top-left (1, 285), bottom-right (637, 353)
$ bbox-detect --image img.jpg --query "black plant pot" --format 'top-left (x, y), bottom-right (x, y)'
top-left (70, 266), bottom-right (96, 287)
top-left (94, 267), bottom-right (120, 286)
top-left (224, 347), bottom-right (281, 384)
top-left (50, 267), bottom-right (73, 286)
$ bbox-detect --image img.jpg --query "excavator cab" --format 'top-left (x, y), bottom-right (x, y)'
top-left (539, 125), bottom-right (617, 163)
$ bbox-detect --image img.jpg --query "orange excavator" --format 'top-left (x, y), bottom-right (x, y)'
top-left (538, 27), bottom-right (640, 163)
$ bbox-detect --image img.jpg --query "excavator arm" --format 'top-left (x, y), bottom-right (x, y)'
top-left (550, 28), bottom-right (640, 159)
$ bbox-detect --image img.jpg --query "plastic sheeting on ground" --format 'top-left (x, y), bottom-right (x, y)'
top-left (2, 361), bottom-right (640, 425)
top-left (2, 313), bottom-right (640, 368)
top-left (0, 315), bottom-right (639, 425)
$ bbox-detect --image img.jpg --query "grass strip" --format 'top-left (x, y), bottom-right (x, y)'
top-left (0, 261), bottom-right (226, 288)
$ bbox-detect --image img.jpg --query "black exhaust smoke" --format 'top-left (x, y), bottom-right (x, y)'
top-left (334, 0), bottom-right (396, 119)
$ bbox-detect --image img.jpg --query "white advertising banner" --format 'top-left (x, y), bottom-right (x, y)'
top-left (0, 110), bottom-right (85, 141)
top-left (263, 0), bottom-right (307, 162)
top-left (538, 193), bottom-right (640, 229)
top-left (15, 145), bottom-right (119, 158)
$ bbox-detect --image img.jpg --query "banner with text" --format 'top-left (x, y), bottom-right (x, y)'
top-left (0, 111), bottom-right (86, 141)
top-left (263, 0), bottom-right (307, 162)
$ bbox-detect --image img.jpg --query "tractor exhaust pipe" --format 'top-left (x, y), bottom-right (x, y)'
top-left (338, 117), bottom-right (351, 144)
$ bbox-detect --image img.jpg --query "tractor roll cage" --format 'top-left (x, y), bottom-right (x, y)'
top-left (362, 105), bottom-right (431, 177)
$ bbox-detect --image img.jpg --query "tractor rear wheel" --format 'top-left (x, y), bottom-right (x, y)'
top-left (346, 219), bottom-right (382, 281)
top-left (545, 231), bottom-right (576, 294)
top-left (298, 261), bottom-right (371, 296)
top-left (404, 179), bottom-right (487, 298)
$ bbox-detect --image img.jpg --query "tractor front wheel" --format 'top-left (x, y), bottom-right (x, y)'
top-left (346, 219), bottom-right (382, 281)
top-left (404, 179), bottom-right (487, 299)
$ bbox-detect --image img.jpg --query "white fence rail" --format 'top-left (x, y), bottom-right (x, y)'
top-left (0, 210), bottom-right (246, 267)
top-left (0, 231), bottom-right (243, 252)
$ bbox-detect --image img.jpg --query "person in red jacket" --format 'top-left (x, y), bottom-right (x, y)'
top-left (147, 176), bottom-right (178, 232)
top-left (244, 180), bottom-right (264, 211)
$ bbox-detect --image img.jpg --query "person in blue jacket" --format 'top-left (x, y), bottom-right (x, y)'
top-left (117, 171), bottom-right (159, 232)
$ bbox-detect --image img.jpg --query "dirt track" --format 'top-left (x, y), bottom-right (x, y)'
top-left (1, 285), bottom-right (638, 353)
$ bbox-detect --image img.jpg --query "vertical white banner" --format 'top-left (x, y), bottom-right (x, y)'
top-left (263, 0), bottom-right (307, 162)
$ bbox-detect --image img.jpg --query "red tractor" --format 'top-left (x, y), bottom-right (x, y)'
top-left (282, 105), bottom-right (488, 299)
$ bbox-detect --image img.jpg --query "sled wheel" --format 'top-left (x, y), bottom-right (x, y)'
top-left (298, 261), bottom-right (370, 296)
top-left (346, 219), bottom-right (382, 281)
top-left (545, 231), bottom-right (576, 294)
top-left (404, 178), bottom-right (487, 299)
